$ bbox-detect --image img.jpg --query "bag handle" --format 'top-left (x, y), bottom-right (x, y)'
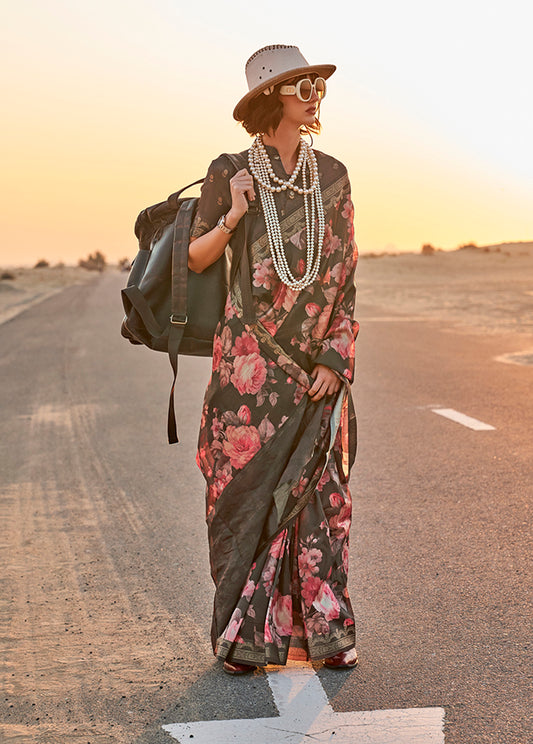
top-left (174, 178), bottom-right (204, 199)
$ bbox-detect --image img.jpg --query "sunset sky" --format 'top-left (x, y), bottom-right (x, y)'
top-left (1, 0), bottom-right (531, 266)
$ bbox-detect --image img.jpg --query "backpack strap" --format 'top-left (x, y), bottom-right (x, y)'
top-left (167, 198), bottom-right (197, 443)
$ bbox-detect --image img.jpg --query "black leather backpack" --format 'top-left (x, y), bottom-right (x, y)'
top-left (121, 153), bottom-right (253, 444)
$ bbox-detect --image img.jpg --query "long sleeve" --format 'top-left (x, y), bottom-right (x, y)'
top-left (190, 155), bottom-right (234, 240)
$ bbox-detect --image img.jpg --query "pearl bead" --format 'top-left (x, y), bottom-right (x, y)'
top-left (247, 135), bottom-right (325, 291)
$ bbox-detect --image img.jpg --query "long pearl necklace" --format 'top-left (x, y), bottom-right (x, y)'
top-left (248, 135), bottom-right (325, 291)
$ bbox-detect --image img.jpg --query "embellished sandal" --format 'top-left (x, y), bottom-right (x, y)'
top-left (324, 649), bottom-right (359, 669)
top-left (223, 661), bottom-right (257, 675)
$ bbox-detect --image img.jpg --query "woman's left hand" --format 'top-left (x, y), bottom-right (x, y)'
top-left (308, 364), bottom-right (342, 401)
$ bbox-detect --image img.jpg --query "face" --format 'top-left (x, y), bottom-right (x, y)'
top-left (278, 74), bottom-right (323, 129)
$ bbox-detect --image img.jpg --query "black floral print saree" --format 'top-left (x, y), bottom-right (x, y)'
top-left (191, 144), bottom-right (359, 665)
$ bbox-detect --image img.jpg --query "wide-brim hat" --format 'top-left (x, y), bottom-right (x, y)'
top-left (233, 44), bottom-right (336, 121)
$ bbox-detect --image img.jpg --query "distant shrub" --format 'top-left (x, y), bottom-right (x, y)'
top-left (79, 251), bottom-right (107, 272)
top-left (34, 259), bottom-right (50, 268)
top-left (118, 257), bottom-right (131, 272)
top-left (1, 271), bottom-right (15, 280)
top-left (458, 242), bottom-right (479, 251)
top-left (55, 261), bottom-right (65, 268)
top-left (421, 244), bottom-right (435, 255)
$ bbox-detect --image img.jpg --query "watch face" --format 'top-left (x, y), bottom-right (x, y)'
top-left (218, 215), bottom-right (231, 233)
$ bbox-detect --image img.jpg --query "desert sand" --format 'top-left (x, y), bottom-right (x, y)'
top-left (356, 241), bottom-right (533, 338)
top-left (0, 266), bottom-right (99, 326)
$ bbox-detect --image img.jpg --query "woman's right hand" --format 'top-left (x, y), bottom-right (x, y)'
top-left (226, 169), bottom-right (255, 228)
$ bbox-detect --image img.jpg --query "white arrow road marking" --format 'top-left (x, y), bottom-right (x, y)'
top-left (162, 662), bottom-right (445, 743)
top-left (431, 408), bottom-right (495, 431)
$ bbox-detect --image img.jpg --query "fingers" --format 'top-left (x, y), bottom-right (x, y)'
top-left (308, 378), bottom-right (329, 401)
top-left (308, 366), bottom-right (341, 401)
top-left (230, 169), bottom-right (255, 201)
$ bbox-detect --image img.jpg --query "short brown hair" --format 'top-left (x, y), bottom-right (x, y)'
top-left (239, 78), bottom-right (322, 137)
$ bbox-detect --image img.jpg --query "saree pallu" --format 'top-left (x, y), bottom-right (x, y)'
top-left (193, 146), bottom-right (359, 665)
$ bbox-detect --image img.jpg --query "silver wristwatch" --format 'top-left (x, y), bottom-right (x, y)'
top-left (216, 213), bottom-right (235, 234)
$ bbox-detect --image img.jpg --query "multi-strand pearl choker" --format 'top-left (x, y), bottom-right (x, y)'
top-left (248, 135), bottom-right (325, 291)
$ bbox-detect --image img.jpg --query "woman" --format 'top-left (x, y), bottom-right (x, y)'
top-left (188, 45), bottom-right (359, 675)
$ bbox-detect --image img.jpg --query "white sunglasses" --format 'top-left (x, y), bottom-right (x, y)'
top-left (278, 77), bottom-right (327, 102)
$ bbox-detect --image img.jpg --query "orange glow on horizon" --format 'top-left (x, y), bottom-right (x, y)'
top-left (1, 1), bottom-right (531, 267)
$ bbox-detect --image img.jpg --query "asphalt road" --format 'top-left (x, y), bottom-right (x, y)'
top-left (1, 271), bottom-right (531, 744)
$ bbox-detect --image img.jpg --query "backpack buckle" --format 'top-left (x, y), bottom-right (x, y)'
top-left (170, 314), bottom-right (188, 325)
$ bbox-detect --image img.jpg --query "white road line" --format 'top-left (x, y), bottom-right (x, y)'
top-left (431, 408), bottom-right (495, 431)
top-left (163, 662), bottom-right (445, 743)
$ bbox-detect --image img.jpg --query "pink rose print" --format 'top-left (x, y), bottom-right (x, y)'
top-left (224, 608), bottom-right (243, 643)
top-left (214, 461), bottom-right (232, 496)
top-left (211, 415), bottom-right (223, 440)
top-left (224, 293), bottom-right (235, 319)
top-left (212, 335), bottom-right (223, 371)
top-left (312, 304), bottom-right (333, 339)
top-left (331, 261), bottom-right (347, 287)
top-left (293, 384), bottom-right (306, 406)
top-left (261, 319), bottom-right (277, 336)
top-left (273, 282), bottom-right (298, 313)
top-left (289, 228), bottom-right (305, 250)
top-left (342, 543), bottom-right (350, 573)
top-left (262, 559), bottom-right (276, 594)
top-left (317, 468), bottom-right (331, 491)
top-left (222, 425), bottom-right (261, 470)
top-left (238, 405), bottom-right (252, 424)
top-left (262, 532), bottom-right (286, 593)
top-left (301, 576), bottom-right (322, 607)
top-left (342, 198), bottom-right (354, 223)
top-left (291, 476), bottom-right (309, 500)
top-left (218, 359), bottom-right (232, 388)
top-left (322, 224), bottom-right (342, 257)
top-left (242, 578), bottom-right (256, 600)
top-left (231, 332), bottom-right (259, 357)
top-left (253, 257), bottom-right (275, 290)
top-left (330, 329), bottom-right (353, 360)
top-left (272, 591), bottom-right (293, 637)
top-left (331, 503), bottom-right (351, 537)
top-left (220, 324), bottom-right (233, 354)
top-left (298, 546), bottom-right (323, 579)
top-left (305, 614), bottom-right (329, 636)
top-left (312, 582), bottom-right (340, 622)
top-left (230, 353), bottom-right (267, 395)
top-left (329, 492), bottom-right (343, 509)
top-left (305, 302), bottom-right (321, 317)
